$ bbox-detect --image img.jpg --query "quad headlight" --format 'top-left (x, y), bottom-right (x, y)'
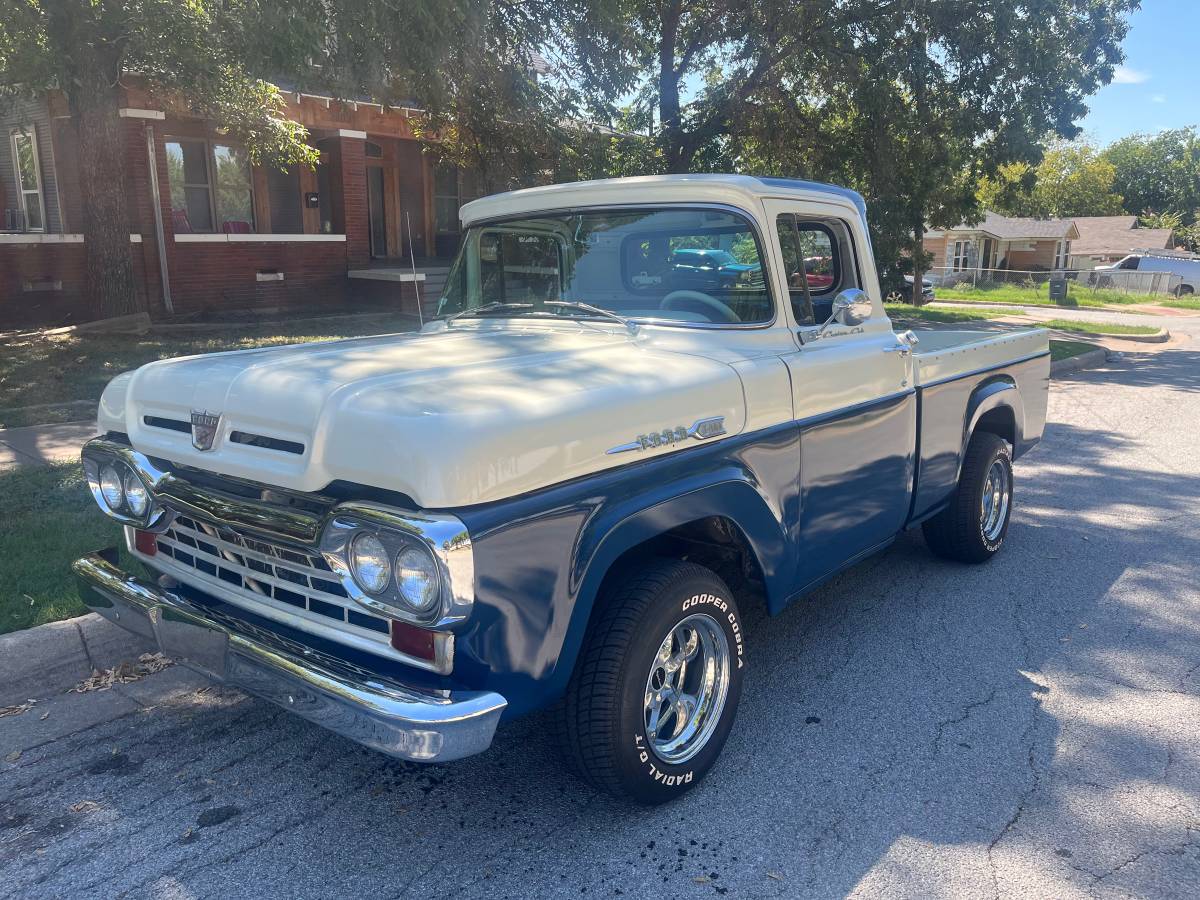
top-left (394, 545), bottom-right (441, 613)
top-left (350, 532), bottom-right (392, 594)
top-left (99, 465), bottom-right (126, 510)
top-left (320, 506), bottom-right (470, 628)
top-left (81, 441), bottom-right (168, 530)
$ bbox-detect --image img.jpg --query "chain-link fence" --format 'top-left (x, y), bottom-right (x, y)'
top-left (926, 266), bottom-right (1182, 298)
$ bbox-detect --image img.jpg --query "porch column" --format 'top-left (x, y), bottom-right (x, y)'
top-left (117, 108), bottom-right (168, 312)
top-left (337, 130), bottom-right (370, 268)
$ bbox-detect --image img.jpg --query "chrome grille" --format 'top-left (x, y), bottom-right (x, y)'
top-left (150, 514), bottom-right (396, 656)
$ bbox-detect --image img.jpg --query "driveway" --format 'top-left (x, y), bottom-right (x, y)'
top-left (3, 336), bottom-right (1200, 899)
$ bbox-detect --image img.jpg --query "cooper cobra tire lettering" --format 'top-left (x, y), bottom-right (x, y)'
top-left (558, 560), bottom-right (746, 804)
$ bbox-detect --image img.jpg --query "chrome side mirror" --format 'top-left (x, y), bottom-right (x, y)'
top-left (816, 288), bottom-right (873, 336)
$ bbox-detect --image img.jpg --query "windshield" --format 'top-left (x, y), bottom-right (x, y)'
top-left (436, 207), bottom-right (774, 326)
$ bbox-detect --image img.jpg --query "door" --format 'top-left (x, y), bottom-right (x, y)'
top-left (366, 165), bottom-right (387, 258)
top-left (763, 199), bottom-right (917, 591)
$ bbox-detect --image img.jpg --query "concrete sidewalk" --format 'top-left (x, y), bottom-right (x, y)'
top-left (0, 420), bottom-right (96, 471)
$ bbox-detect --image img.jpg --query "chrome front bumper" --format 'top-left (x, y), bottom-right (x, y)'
top-left (73, 552), bottom-right (506, 763)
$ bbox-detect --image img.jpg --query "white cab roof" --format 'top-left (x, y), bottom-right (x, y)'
top-left (459, 174), bottom-right (867, 227)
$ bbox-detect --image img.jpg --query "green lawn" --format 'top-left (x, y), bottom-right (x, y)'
top-left (1041, 318), bottom-right (1160, 336)
top-left (0, 314), bottom-right (415, 428)
top-left (935, 283), bottom-right (1146, 309)
top-left (0, 463), bottom-right (137, 635)
top-left (1159, 295), bottom-right (1200, 310)
top-left (883, 302), bottom-right (1002, 325)
top-left (1050, 339), bottom-right (1101, 361)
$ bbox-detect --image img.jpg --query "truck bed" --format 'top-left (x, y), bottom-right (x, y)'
top-left (911, 328), bottom-right (1050, 386)
top-left (906, 327), bottom-right (1051, 525)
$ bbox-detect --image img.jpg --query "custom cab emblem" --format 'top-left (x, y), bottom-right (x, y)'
top-left (606, 416), bottom-right (727, 455)
top-left (189, 410), bottom-right (222, 451)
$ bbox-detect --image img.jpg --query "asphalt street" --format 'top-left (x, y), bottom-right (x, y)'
top-left (3, 321), bottom-right (1200, 899)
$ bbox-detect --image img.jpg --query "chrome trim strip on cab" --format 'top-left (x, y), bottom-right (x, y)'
top-left (73, 552), bottom-right (505, 763)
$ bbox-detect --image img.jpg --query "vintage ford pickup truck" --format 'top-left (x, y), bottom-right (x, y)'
top-left (75, 175), bottom-right (1048, 803)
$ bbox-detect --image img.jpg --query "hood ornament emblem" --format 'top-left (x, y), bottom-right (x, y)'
top-left (190, 410), bottom-right (222, 451)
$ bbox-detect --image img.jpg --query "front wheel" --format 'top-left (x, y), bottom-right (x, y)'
top-left (923, 431), bottom-right (1014, 562)
top-left (557, 560), bottom-right (745, 804)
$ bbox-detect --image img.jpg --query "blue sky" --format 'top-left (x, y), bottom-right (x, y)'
top-left (1078, 0), bottom-right (1199, 145)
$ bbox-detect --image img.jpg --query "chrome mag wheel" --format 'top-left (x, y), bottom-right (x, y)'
top-left (643, 613), bottom-right (731, 765)
top-left (981, 458), bottom-right (1011, 542)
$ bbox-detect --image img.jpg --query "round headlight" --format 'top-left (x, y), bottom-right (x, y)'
top-left (395, 545), bottom-right (441, 613)
top-left (124, 470), bottom-right (150, 516)
top-left (350, 532), bottom-right (391, 594)
top-left (99, 465), bottom-right (125, 510)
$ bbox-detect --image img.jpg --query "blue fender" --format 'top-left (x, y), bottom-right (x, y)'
top-left (454, 423), bottom-right (799, 716)
top-left (960, 376), bottom-right (1023, 474)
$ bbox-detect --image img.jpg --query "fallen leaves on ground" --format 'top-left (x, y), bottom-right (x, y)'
top-left (70, 800), bottom-right (101, 814)
top-left (0, 700), bottom-right (36, 718)
top-left (5, 750), bottom-right (21, 763)
top-left (71, 653), bottom-right (174, 693)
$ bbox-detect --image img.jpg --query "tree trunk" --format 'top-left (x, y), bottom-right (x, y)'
top-left (658, 1), bottom-right (688, 173)
top-left (49, 0), bottom-right (143, 321)
top-left (911, 227), bottom-right (927, 307)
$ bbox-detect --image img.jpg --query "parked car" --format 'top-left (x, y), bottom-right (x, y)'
top-left (881, 273), bottom-right (936, 303)
top-left (1091, 253), bottom-right (1199, 296)
top-left (670, 247), bottom-right (760, 290)
top-left (76, 175), bottom-right (1049, 804)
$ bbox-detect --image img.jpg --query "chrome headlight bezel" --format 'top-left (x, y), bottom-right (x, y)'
top-left (81, 441), bottom-right (171, 531)
top-left (319, 504), bottom-right (472, 629)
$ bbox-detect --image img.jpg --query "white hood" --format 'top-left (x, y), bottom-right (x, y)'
top-left (100, 323), bottom-right (749, 508)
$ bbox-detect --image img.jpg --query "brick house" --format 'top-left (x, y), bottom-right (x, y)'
top-left (0, 80), bottom-right (479, 326)
top-left (924, 212), bottom-right (1080, 279)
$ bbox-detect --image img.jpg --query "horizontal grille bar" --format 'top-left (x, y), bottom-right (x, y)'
top-left (152, 515), bottom-right (395, 652)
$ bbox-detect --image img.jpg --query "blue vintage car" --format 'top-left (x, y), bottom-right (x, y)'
top-left (75, 175), bottom-right (1049, 804)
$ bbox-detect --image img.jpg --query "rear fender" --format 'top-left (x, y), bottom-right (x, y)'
top-left (960, 377), bottom-right (1023, 477)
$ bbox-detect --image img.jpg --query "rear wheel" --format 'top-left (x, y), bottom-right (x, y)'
top-left (1175, 284), bottom-right (1194, 298)
top-left (923, 431), bottom-right (1013, 563)
top-left (557, 560), bottom-right (745, 804)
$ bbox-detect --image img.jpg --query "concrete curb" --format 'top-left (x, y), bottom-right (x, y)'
top-left (1050, 347), bottom-right (1108, 378)
top-left (0, 613), bottom-right (153, 706)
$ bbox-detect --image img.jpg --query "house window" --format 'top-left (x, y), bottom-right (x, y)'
top-left (10, 126), bottom-right (47, 232)
top-left (434, 162), bottom-right (462, 235)
top-left (951, 240), bottom-right (972, 271)
top-left (164, 140), bottom-right (254, 233)
top-left (1053, 240), bottom-right (1071, 270)
top-left (433, 163), bottom-right (483, 235)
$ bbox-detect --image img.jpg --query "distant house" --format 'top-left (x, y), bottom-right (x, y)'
top-left (925, 212), bottom-right (1080, 277)
top-left (1068, 216), bottom-right (1175, 270)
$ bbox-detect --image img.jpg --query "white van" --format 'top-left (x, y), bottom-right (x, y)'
top-left (1094, 253), bottom-right (1200, 297)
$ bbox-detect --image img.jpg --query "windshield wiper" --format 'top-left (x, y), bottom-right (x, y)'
top-left (444, 302), bottom-right (534, 324)
top-left (544, 300), bottom-right (639, 334)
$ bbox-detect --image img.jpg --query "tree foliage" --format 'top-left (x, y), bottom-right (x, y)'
top-left (1102, 127), bottom-right (1200, 224)
top-left (977, 141), bottom-right (1125, 218)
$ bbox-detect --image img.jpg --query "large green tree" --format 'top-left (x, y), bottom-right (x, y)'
top-left (737, 1), bottom-right (1137, 303)
top-left (570, 1), bottom-right (1138, 303)
top-left (977, 141), bottom-right (1126, 218)
top-left (0, 0), bottom-right (557, 319)
top-left (1102, 127), bottom-right (1200, 223)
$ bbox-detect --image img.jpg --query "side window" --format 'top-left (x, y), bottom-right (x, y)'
top-left (775, 215), bottom-right (848, 325)
top-left (1118, 256), bottom-right (1139, 271)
